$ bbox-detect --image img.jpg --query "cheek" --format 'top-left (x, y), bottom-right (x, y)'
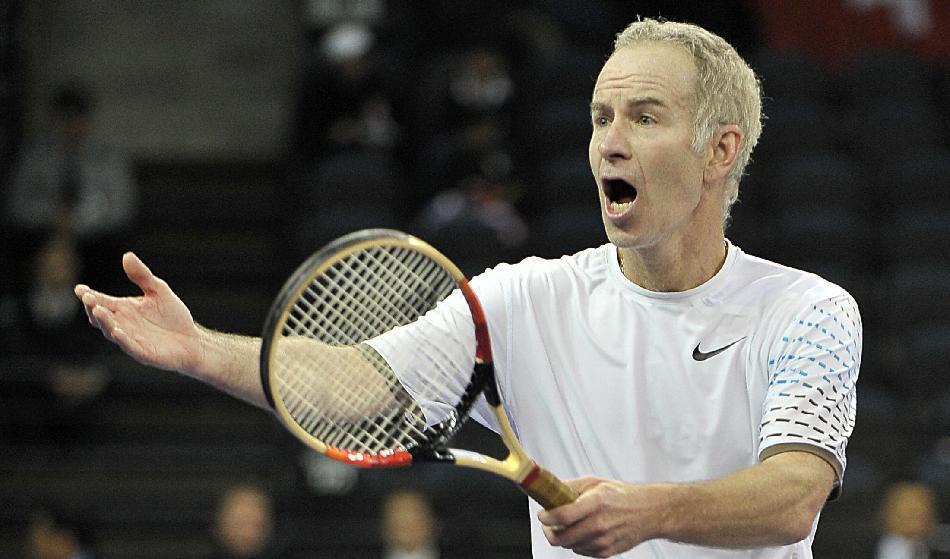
top-left (589, 149), bottom-right (604, 195)
top-left (653, 141), bottom-right (702, 184)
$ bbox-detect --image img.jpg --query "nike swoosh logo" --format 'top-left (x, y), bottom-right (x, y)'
top-left (692, 337), bottom-right (746, 361)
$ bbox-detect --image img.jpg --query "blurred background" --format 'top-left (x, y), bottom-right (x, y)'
top-left (1, 0), bottom-right (949, 557)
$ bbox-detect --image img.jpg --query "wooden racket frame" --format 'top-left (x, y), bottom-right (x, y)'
top-left (260, 229), bottom-right (576, 509)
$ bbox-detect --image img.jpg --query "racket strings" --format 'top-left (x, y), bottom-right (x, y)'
top-left (274, 244), bottom-right (466, 455)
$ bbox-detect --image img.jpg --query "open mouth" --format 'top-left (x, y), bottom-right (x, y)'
top-left (603, 178), bottom-right (637, 213)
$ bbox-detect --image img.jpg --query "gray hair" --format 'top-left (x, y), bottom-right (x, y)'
top-left (613, 18), bottom-right (763, 224)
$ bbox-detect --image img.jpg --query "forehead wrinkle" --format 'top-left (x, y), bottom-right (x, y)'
top-left (592, 78), bottom-right (691, 112)
top-left (594, 45), bottom-right (697, 109)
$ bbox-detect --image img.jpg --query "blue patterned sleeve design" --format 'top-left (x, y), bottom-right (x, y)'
top-left (758, 294), bottom-right (862, 493)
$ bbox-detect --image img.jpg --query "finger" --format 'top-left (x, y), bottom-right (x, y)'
top-left (92, 304), bottom-right (146, 361)
top-left (122, 252), bottom-right (161, 294)
top-left (74, 284), bottom-right (89, 298)
top-left (542, 525), bottom-right (559, 545)
top-left (538, 478), bottom-right (603, 526)
top-left (80, 287), bottom-right (132, 315)
top-left (541, 515), bottom-right (601, 550)
top-left (90, 304), bottom-right (120, 343)
top-left (566, 476), bottom-right (606, 494)
top-left (77, 288), bottom-right (106, 328)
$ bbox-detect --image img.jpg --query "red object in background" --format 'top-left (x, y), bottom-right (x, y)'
top-left (753, 0), bottom-right (950, 66)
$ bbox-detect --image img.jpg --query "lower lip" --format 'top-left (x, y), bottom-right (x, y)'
top-left (604, 197), bottom-right (637, 222)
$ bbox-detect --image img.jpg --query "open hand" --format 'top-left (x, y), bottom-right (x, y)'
top-left (75, 252), bottom-right (203, 374)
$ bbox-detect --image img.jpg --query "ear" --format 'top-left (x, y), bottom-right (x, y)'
top-left (703, 124), bottom-right (742, 185)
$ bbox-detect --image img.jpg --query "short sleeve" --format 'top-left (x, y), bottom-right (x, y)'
top-left (364, 286), bottom-right (502, 433)
top-left (758, 293), bottom-right (862, 498)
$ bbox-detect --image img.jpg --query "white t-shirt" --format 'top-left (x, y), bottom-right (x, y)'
top-left (369, 241), bottom-right (861, 559)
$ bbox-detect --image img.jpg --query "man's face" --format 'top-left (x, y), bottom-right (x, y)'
top-left (27, 516), bottom-right (74, 559)
top-left (215, 490), bottom-right (273, 558)
top-left (382, 492), bottom-right (435, 551)
top-left (589, 42), bottom-right (710, 251)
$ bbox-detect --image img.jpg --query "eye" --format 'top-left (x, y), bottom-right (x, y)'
top-left (637, 115), bottom-right (656, 126)
top-left (593, 114), bottom-right (610, 128)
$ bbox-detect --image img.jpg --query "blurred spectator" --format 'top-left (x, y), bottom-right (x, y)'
top-left (210, 483), bottom-right (288, 559)
top-left (413, 44), bottom-right (519, 206)
top-left (4, 81), bottom-right (137, 292)
top-left (415, 44), bottom-right (516, 154)
top-left (292, 23), bottom-right (402, 159)
top-left (414, 151), bottom-right (528, 251)
top-left (877, 480), bottom-right (939, 559)
top-left (18, 233), bottom-right (109, 361)
top-left (301, 0), bottom-right (386, 31)
top-left (444, 46), bottom-right (514, 134)
top-left (27, 507), bottom-right (96, 559)
top-left (1, 233), bottom-right (110, 445)
top-left (380, 489), bottom-right (440, 559)
top-left (22, 235), bottom-right (91, 354)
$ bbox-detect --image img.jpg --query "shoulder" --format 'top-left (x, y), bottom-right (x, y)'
top-left (470, 244), bottom-right (611, 295)
top-left (726, 246), bottom-right (858, 312)
top-left (727, 247), bottom-right (862, 348)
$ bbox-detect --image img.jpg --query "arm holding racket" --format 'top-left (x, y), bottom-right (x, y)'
top-left (539, 450), bottom-right (835, 556)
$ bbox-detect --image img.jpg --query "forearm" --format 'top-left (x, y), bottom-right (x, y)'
top-left (657, 451), bottom-right (836, 547)
top-left (185, 329), bottom-right (396, 417)
top-left (189, 325), bottom-right (269, 410)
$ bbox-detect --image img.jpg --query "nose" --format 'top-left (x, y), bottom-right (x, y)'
top-left (598, 121), bottom-right (632, 161)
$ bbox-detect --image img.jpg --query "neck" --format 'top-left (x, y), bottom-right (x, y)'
top-left (618, 230), bottom-right (727, 292)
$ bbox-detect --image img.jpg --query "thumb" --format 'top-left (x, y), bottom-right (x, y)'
top-left (566, 476), bottom-right (607, 495)
top-left (122, 252), bottom-right (161, 294)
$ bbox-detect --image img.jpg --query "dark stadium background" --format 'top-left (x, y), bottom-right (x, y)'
top-left (2, 1), bottom-right (949, 557)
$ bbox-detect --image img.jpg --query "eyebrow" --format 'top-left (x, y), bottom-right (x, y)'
top-left (590, 97), bottom-right (669, 113)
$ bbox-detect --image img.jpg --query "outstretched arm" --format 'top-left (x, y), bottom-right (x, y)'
top-left (76, 252), bottom-right (398, 416)
top-left (538, 450), bottom-right (835, 557)
top-left (75, 252), bottom-right (269, 409)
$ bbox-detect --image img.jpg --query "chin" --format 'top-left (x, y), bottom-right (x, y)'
top-left (601, 213), bottom-right (638, 246)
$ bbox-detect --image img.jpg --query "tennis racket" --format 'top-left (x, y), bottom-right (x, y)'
top-left (259, 229), bottom-right (576, 509)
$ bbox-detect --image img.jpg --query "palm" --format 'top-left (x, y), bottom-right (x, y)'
top-left (113, 287), bottom-right (197, 370)
top-left (76, 252), bottom-right (201, 374)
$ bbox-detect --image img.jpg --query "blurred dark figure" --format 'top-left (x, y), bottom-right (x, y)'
top-left (0, 233), bottom-right (110, 445)
top-left (301, 0), bottom-right (386, 30)
top-left (443, 46), bottom-right (514, 135)
top-left (4, 81), bottom-right (137, 292)
top-left (27, 507), bottom-right (96, 559)
top-left (380, 489), bottom-right (440, 559)
top-left (876, 481), bottom-right (939, 559)
top-left (415, 151), bottom-right (527, 252)
top-left (292, 23), bottom-right (401, 158)
top-left (20, 235), bottom-right (97, 355)
top-left (209, 483), bottom-right (288, 559)
top-left (413, 44), bottom-right (520, 210)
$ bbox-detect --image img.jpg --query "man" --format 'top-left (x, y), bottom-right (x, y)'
top-left (875, 481), bottom-right (938, 559)
top-left (5, 81), bottom-right (137, 294)
top-left (380, 489), bottom-right (440, 559)
top-left (27, 508), bottom-right (96, 559)
top-left (75, 18), bottom-right (860, 558)
top-left (209, 483), bottom-right (286, 559)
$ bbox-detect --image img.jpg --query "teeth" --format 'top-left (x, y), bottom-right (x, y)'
top-left (608, 200), bottom-right (634, 212)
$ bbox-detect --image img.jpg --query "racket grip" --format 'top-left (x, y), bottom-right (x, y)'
top-left (522, 464), bottom-right (578, 509)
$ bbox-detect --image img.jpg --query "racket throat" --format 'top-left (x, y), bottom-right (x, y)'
top-left (411, 446), bottom-right (457, 464)
top-left (474, 360), bottom-right (501, 407)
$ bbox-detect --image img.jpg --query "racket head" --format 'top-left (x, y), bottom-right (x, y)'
top-left (259, 229), bottom-right (494, 467)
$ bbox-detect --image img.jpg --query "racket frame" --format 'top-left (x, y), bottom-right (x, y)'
top-left (259, 229), bottom-right (576, 508)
